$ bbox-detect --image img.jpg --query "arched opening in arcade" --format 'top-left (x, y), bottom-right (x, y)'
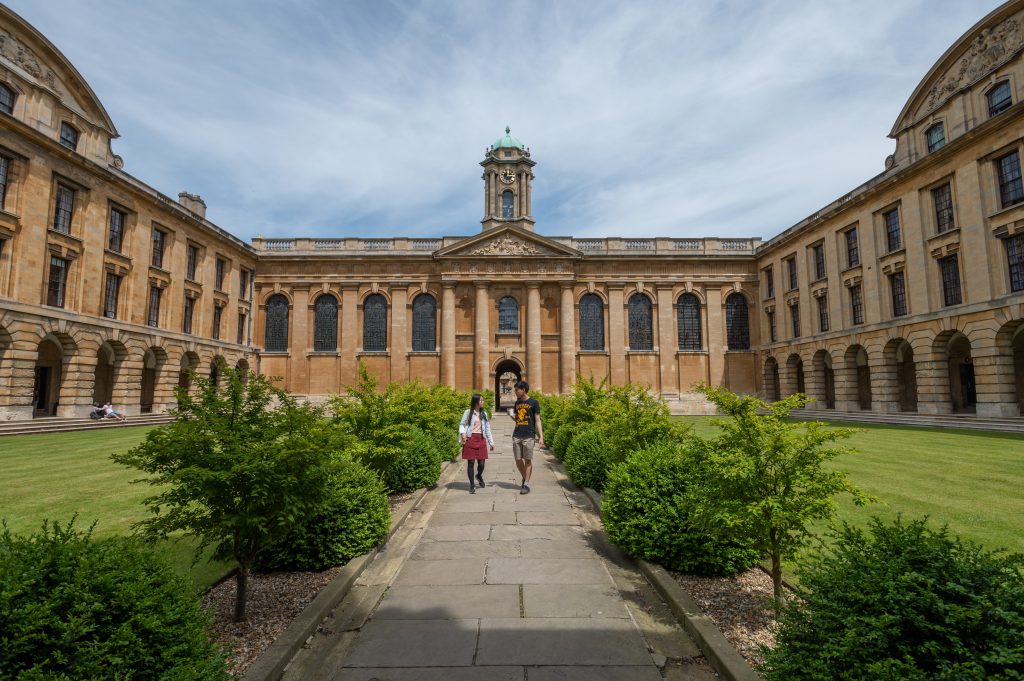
top-left (140, 347), bottom-right (165, 413)
top-left (1013, 325), bottom-right (1024, 415)
top-left (763, 357), bottom-right (780, 402)
top-left (33, 336), bottom-right (65, 418)
top-left (91, 342), bottom-right (126, 406)
top-left (889, 338), bottom-right (918, 412)
top-left (236, 358), bottom-right (250, 384)
top-left (847, 345), bottom-right (872, 410)
top-left (178, 351), bottom-right (200, 391)
top-left (210, 356), bottom-right (225, 388)
top-left (786, 353), bottom-right (805, 396)
top-left (946, 333), bottom-right (976, 413)
top-left (812, 349), bottom-right (835, 409)
top-left (493, 359), bottom-right (522, 413)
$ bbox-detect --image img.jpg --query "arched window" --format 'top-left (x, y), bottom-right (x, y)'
top-left (725, 293), bottom-right (750, 350)
top-left (0, 83), bottom-right (14, 115)
top-left (627, 294), bottom-right (653, 351)
top-left (59, 122), bottom-right (79, 151)
top-left (313, 294), bottom-right (338, 352)
top-left (412, 294), bottom-right (437, 352)
top-left (925, 122), bottom-right (945, 153)
top-left (579, 293), bottom-right (605, 351)
top-left (363, 294), bottom-right (388, 352)
top-left (676, 293), bottom-right (702, 351)
top-left (498, 296), bottom-right (519, 333)
top-left (502, 190), bottom-right (514, 218)
top-left (264, 294), bottom-right (289, 352)
top-left (988, 80), bottom-right (1012, 117)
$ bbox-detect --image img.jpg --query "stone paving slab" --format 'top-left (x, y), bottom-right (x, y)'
top-left (528, 666), bottom-right (665, 681)
top-left (341, 619), bottom-right (478, 667)
top-left (411, 538), bottom-right (521, 560)
top-left (489, 524), bottom-right (587, 541)
top-left (486, 558), bottom-right (612, 585)
top-left (392, 558), bottom-right (486, 586)
top-left (517, 538), bottom-right (596, 559)
top-left (374, 585), bottom-right (521, 620)
top-left (475, 617), bottom-right (654, 666)
top-left (516, 510), bottom-right (582, 525)
top-left (333, 668), bottom-right (524, 681)
top-left (431, 511), bottom-right (517, 526)
top-left (523, 584), bottom-right (631, 618)
top-left (419, 524), bottom-right (492, 542)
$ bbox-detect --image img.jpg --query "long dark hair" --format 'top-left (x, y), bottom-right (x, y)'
top-left (469, 393), bottom-right (488, 420)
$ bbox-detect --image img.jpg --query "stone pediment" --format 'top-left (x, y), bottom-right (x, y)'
top-left (435, 227), bottom-right (581, 259)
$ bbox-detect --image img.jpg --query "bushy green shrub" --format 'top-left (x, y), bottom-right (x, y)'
top-left (593, 383), bottom-right (689, 464)
top-left (551, 422), bottom-right (579, 460)
top-left (602, 443), bottom-right (760, 576)
top-left (565, 426), bottom-right (609, 491)
top-left (0, 520), bottom-right (229, 680)
top-left (763, 516), bottom-right (1024, 680)
top-left (257, 454), bottom-right (391, 571)
top-left (383, 426), bottom-right (442, 494)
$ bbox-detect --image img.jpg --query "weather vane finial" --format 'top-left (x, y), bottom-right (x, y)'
top-left (505, 125), bottom-right (511, 134)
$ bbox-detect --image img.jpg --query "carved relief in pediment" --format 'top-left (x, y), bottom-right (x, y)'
top-left (0, 29), bottom-right (62, 95)
top-left (467, 236), bottom-right (544, 256)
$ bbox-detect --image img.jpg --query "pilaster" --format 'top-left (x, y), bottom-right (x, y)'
top-left (527, 283), bottom-right (542, 393)
top-left (608, 287), bottom-right (626, 386)
top-left (441, 283), bottom-right (456, 388)
top-left (656, 285), bottom-right (679, 397)
top-left (560, 283), bottom-right (576, 393)
top-left (475, 281), bottom-right (490, 391)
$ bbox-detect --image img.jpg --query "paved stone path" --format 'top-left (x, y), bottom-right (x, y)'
top-left (284, 416), bottom-right (716, 681)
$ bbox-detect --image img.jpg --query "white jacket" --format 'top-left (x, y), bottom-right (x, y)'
top-left (458, 409), bottom-right (494, 447)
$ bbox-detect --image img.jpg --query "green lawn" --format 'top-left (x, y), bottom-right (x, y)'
top-left (0, 427), bottom-right (233, 590)
top-left (676, 416), bottom-right (1024, 561)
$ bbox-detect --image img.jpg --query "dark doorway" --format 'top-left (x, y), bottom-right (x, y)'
top-left (493, 360), bottom-right (522, 413)
top-left (33, 366), bottom-right (51, 416)
top-left (959, 361), bottom-right (977, 410)
top-left (947, 334), bottom-right (975, 413)
top-left (895, 341), bottom-right (918, 412)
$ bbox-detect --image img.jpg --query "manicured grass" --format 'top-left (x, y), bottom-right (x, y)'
top-left (675, 416), bottom-right (1024, 557)
top-left (0, 427), bottom-right (233, 590)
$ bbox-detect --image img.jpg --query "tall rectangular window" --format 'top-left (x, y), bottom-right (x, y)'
top-left (845, 227), bottom-right (860, 268)
top-left (939, 255), bottom-right (962, 306)
top-left (786, 257), bottom-right (798, 291)
top-left (237, 312), bottom-right (247, 344)
top-left (52, 184), bottom-right (75, 234)
top-left (108, 208), bottom-right (125, 253)
top-left (103, 273), bottom-right (120, 319)
top-left (1008, 234), bottom-right (1024, 292)
top-left (850, 285), bottom-right (864, 325)
top-left (147, 286), bottom-right (161, 327)
top-left (186, 244), bottom-right (198, 280)
top-left (212, 305), bottom-right (223, 340)
top-left (0, 155), bottom-right (9, 209)
top-left (932, 183), bottom-right (955, 234)
top-left (151, 229), bottom-right (166, 268)
top-left (215, 258), bottom-right (226, 291)
top-left (764, 266), bottom-right (774, 299)
top-left (790, 302), bottom-right (801, 338)
top-left (890, 272), bottom-right (908, 317)
top-left (46, 256), bottom-right (69, 308)
top-left (183, 296), bottom-right (195, 334)
top-left (884, 209), bottom-right (902, 252)
top-left (997, 151), bottom-right (1024, 208)
top-left (817, 295), bottom-right (829, 333)
top-left (240, 269), bottom-right (250, 299)
top-left (812, 243), bottom-right (826, 280)
top-left (767, 309), bottom-right (777, 343)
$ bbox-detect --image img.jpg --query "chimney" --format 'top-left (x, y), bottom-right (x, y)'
top-left (177, 192), bottom-right (207, 219)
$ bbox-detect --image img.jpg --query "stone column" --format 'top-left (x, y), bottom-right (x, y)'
top-left (973, 347), bottom-right (1020, 417)
top-left (608, 287), bottom-right (626, 386)
top-left (656, 285), bottom-right (679, 398)
top-left (474, 281), bottom-right (490, 391)
top-left (705, 287), bottom-right (725, 387)
top-left (915, 355), bottom-right (953, 414)
top-left (291, 286), bottom-right (310, 394)
top-left (527, 283), bottom-right (542, 393)
top-left (832, 355), bottom-right (860, 412)
top-left (340, 286), bottom-right (359, 386)
top-left (441, 283), bottom-right (456, 388)
top-left (390, 284), bottom-right (408, 383)
top-left (1, 345), bottom-right (38, 419)
top-left (112, 355), bottom-right (144, 416)
top-left (560, 283), bottom-right (576, 393)
top-left (870, 353), bottom-right (901, 413)
top-left (57, 351), bottom-right (99, 418)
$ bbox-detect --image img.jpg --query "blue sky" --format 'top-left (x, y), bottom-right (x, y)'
top-left (10, 1), bottom-right (1001, 241)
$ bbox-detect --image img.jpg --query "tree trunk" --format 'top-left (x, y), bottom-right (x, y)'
top-left (234, 564), bottom-right (249, 622)
top-left (771, 553), bottom-right (784, 610)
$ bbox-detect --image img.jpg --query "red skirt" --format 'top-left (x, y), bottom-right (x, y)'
top-left (461, 433), bottom-right (488, 460)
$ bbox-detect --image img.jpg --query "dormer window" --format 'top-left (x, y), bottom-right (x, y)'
top-left (0, 83), bottom-right (14, 115)
top-left (988, 81), bottom-right (1012, 117)
top-left (59, 122), bottom-right (79, 151)
top-left (926, 122), bottom-right (945, 153)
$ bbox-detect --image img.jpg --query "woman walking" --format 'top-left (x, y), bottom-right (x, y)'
top-left (459, 394), bottom-right (494, 493)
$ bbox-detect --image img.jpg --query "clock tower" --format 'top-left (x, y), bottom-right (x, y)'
top-left (481, 126), bottom-right (536, 232)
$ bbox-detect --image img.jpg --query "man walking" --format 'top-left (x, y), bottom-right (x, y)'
top-left (510, 380), bottom-right (543, 494)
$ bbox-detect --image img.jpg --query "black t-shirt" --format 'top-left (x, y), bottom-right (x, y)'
top-left (512, 397), bottom-right (540, 439)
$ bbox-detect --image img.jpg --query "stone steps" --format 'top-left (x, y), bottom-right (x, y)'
top-left (792, 409), bottom-right (1024, 434)
top-left (0, 413), bottom-right (174, 437)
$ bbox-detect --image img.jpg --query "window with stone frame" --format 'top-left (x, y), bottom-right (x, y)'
top-left (845, 227), bottom-right (860, 268)
top-left (767, 309), bottom-right (777, 343)
top-left (0, 83), bottom-right (14, 115)
top-left (147, 285), bottom-right (161, 327)
top-left (59, 122), bottom-right (79, 151)
top-left (212, 305), bottom-right (223, 341)
top-left (240, 269), bottom-right (251, 300)
top-left (883, 208), bottom-right (902, 252)
top-left (939, 255), bottom-right (962, 306)
top-left (498, 296), bottom-right (519, 333)
top-left (849, 284), bottom-right (865, 325)
top-left (108, 207), bottom-right (126, 253)
top-left (151, 229), bottom-right (166, 269)
top-left (103, 273), bottom-right (120, 319)
top-left (790, 301), bottom-right (801, 338)
top-left (412, 294), bottom-right (437, 352)
top-left (362, 293), bottom-right (387, 352)
top-left (988, 80), bottom-right (1012, 117)
top-left (215, 257), bottom-right (227, 291)
top-left (579, 293), bottom-right (605, 351)
top-left (926, 122), bottom-right (946, 152)
top-left (996, 151), bottom-right (1024, 208)
top-left (627, 294), bottom-right (653, 351)
top-left (0, 154), bottom-right (10, 210)
top-left (52, 184), bottom-right (75, 234)
top-left (763, 266), bottom-right (774, 299)
top-left (812, 242), bottom-right (826, 280)
top-left (46, 256), bottom-right (69, 308)
top-left (186, 244), bottom-right (199, 281)
top-left (1007, 233), bottom-right (1024, 292)
top-left (182, 296), bottom-right (195, 334)
top-left (676, 293), bottom-right (702, 351)
top-left (264, 294), bottom-right (289, 352)
top-left (313, 294), bottom-right (339, 352)
top-left (725, 293), bottom-right (750, 350)
top-left (502, 190), bottom-right (514, 218)
top-left (237, 312), bottom-right (247, 344)
top-left (786, 257), bottom-right (798, 291)
top-left (817, 294), bottom-right (829, 333)
top-left (932, 183), bottom-right (955, 234)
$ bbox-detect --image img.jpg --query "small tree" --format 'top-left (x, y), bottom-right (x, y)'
top-left (692, 385), bottom-right (872, 606)
top-left (113, 366), bottom-right (337, 621)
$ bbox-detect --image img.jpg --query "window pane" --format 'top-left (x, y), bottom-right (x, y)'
top-left (52, 185), bottom-right (74, 234)
top-left (0, 155), bottom-right (9, 210)
top-left (846, 228), bottom-right (860, 267)
top-left (215, 258), bottom-right (226, 290)
top-left (147, 286), bottom-right (161, 327)
top-left (787, 258), bottom-right (798, 290)
top-left (891, 272), bottom-right (907, 317)
top-left (0, 83), bottom-right (14, 115)
top-left (676, 294), bottom-right (702, 350)
top-left (47, 256), bottom-right (68, 308)
top-left (579, 293), bottom-right (605, 351)
top-left (726, 293), bottom-right (750, 350)
top-left (790, 303), bottom-right (801, 338)
top-left (186, 245), bottom-right (198, 280)
top-left (817, 295), bottom-right (829, 333)
top-left (813, 244), bottom-right (826, 280)
top-left (764, 266), bottom-right (774, 299)
top-left (1008, 234), bottom-right (1024, 292)
top-left (932, 184), bottom-right (955, 234)
top-left (412, 294), bottom-right (437, 352)
top-left (939, 255), bottom-right (962, 306)
top-left (108, 209), bottom-right (124, 253)
top-left (264, 294), bottom-right (289, 351)
top-left (767, 309), bottom-right (777, 343)
top-left (926, 122), bottom-right (945, 153)
top-left (502, 190), bottom-right (514, 218)
top-left (628, 294), bottom-right (653, 350)
top-left (363, 294), bottom-right (387, 351)
top-left (59, 122), bottom-right (78, 150)
top-left (988, 81), bottom-right (1012, 116)
top-left (103, 273), bottom-right (120, 319)
top-left (152, 230), bottom-right (165, 268)
top-left (998, 152), bottom-right (1024, 208)
top-left (237, 312), bottom-right (246, 344)
top-left (498, 296), bottom-right (519, 333)
top-left (884, 209), bottom-right (902, 252)
top-left (850, 285), bottom-right (864, 325)
top-left (313, 295), bottom-right (339, 351)
top-left (183, 297), bottom-right (194, 334)
top-left (212, 306), bottom-right (223, 340)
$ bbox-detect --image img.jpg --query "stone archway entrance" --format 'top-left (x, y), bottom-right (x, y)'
top-left (894, 340), bottom-right (918, 412)
top-left (493, 359), bottom-right (522, 412)
top-left (140, 348), bottom-right (161, 413)
top-left (812, 350), bottom-right (835, 409)
top-left (33, 337), bottom-right (64, 417)
top-left (947, 334), bottom-right (976, 413)
top-left (763, 357), bottom-right (780, 402)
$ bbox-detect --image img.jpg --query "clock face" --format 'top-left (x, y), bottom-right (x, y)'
top-left (499, 168), bottom-right (516, 184)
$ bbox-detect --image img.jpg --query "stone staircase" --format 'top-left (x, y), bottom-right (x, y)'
top-left (0, 413), bottom-right (174, 437)
top-left (792, 409), bottom-right (1024, 434)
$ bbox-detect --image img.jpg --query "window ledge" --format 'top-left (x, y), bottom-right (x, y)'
top-left (407, 351), bottom-right (440, 356)
top-left (626, 349), bottom-right (659, 355)
top-left (676, 350), bottom-right (709, 355)
top-left (927, 226), bottom-right (961, 243)
top-left (260, 351), bottom-right (290, 356)
top-left (578, 350), bottom-right (609, 355)
top-left (307, 351), bottom-right (339, 357)
top-left (357, 351), bottom-right (389, 356)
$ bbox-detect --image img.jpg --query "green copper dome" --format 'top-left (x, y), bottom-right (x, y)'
top-left (491, 126), bottom-right (524, 151)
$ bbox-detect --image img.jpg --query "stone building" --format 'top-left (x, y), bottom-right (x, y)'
top-left (0, 2), bottom-right (1022, 420)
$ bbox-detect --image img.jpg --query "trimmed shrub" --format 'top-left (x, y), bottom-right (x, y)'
top-left (565, 426), bottom-right (609, 491)
top-left (551, 422), bottom-right (579, 460)
top-left (0, 520), bottom-right (229, 680)
top-left (602, 443), bottom-right (760, 576)
top-left (257, 454), bottom-right (391, 571)
top-left (763, 516), bottom-right (1024, 680)
top-left (382, 426), bottom-right (442, 494)
top-left (593, 383), bottom-right (688, 464)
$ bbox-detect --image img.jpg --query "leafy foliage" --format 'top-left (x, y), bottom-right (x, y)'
top-left (564, 426), bottom-right (609, 491)
top-left (257, 454), bottom-right (390, 571)
top-left (0, 519), bottom-right (228, 680)
top-left (551, 421), bottom-right (579, 460)
top-left (383, 427), bottom-right (443, 494)
top-left (602, 443), bottom-right (760, 575)
top-left (763, 517), bottom-right (1024, 680)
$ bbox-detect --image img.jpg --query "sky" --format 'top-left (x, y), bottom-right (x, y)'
top-left (9, 1), bottom-right (1004, 242)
